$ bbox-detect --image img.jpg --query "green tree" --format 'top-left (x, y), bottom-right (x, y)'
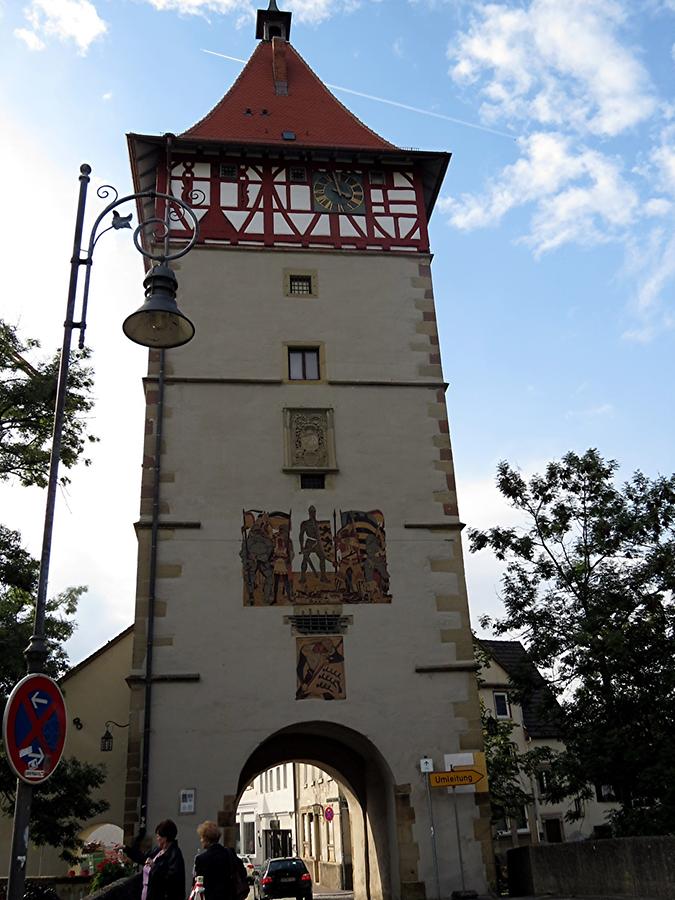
top-left (0, 318), bottom-right (97, 487)
top-left (0, 320), bottom-right (107, 862)
top-left (0, 535), bottom-right (109, 862)
top-left (471, 449), bottom-right (675, 836)
top-left (480, 702), bottom-right (532, 844)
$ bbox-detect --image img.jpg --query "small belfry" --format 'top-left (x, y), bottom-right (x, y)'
top-left (125, 3), bottom-right (492, 898)
top-left (256, 0), bottom-right (292, 42)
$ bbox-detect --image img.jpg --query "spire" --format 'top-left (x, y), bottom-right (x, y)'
top-left (256, 0), bottom-right (292, 42)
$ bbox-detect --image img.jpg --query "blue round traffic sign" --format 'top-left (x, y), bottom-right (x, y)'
top-left (2, 674), bottom-right (67, 784)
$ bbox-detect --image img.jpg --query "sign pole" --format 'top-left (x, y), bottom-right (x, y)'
top-left (451, 788), bottom-right (467, 894)
top-left (7, 782), bottom-right (32, 887)
top-left (425, 775), bottom-right (441, 900)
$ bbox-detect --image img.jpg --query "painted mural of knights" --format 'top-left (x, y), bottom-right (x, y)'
top-left (240, 507), bottom-right (391, 606)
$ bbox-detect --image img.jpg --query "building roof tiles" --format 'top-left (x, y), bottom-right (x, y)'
top-left (480, 639), bottom-right (561, 739)
top-left (181, 40), bottom-right (397, 151)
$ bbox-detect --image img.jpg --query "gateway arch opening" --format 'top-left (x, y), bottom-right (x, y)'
top-left (230, 722), bottom-right (397, 900)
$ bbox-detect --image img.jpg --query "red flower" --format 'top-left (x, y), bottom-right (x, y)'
top-left (97, 863), bottom-right (105, 871)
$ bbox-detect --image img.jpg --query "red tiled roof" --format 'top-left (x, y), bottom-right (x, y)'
top-left (182, 41), bottom-right (397, 151)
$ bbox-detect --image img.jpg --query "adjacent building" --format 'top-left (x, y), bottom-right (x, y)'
top-left (479, 640), bottom-right (618, 846)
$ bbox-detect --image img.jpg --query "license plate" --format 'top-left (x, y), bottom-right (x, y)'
top-left (280, 877), bottom-right (295, 883)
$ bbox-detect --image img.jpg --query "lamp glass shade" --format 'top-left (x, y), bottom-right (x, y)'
top-left (123, 308), bottom-right (195, 348)
top-left (123, 263), bottom-right (195, 349)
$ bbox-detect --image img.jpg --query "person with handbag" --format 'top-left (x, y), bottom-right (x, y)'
top-left (193, 821), bottom-right (240, 900)
top-left (125, 819), bottom-right (186, 900)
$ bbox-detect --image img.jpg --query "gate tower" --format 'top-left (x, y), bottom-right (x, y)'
top-left (125, 3), bottom-right (492, 897)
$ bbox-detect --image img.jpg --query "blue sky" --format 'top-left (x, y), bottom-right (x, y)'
top-left (1, 0), bottom-right (674, 663)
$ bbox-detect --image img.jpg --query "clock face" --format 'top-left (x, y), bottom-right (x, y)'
top-left (312, 171), bottom-right (366, 214)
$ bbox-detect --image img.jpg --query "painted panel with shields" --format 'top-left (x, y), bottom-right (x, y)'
top-left (240, 507), bottom-right (391, 606)
top-left (296, 636), bottom-right (346, 700)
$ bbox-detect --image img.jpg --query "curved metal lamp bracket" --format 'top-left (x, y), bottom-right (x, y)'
top-left (77, 184), bottom-right (200, 348)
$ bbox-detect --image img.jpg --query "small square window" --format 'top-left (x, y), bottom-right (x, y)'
top-left (289, 275), bottom-right (313, 295)
top-left (290, 167), bottom-right (307, 182)
top-left (493, 691), bottom-right (511, 718)
top-left (220, 164), bottom-right (237, 179)
top-left (301, 474), bottom-right (325, 490)
top-left (289, 348), bottom-right (320, 381)
top-left (370, 170), bottom-right (385, 185)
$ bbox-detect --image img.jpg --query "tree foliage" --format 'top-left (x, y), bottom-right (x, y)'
top-left (471, 449), bottom-right (675, 836)
top-left (0, 319), bottom-right (97, 487)
top-left (0, 320), bottom-right (108, 862)
top-left (480, 703), bottom-right (532, 823)
top-left (0, 758), bottom-right (109, 865)
top-left (0, 545), bottom-right (109, 861)
top-left (0, 529), bottom-right (83, 695)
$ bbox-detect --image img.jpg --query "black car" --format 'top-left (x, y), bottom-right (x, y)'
top-left (254, 857), bottom-right (312, 900)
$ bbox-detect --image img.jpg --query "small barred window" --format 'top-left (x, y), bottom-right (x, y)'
top-left (289, 274), bottom-right (313, 295)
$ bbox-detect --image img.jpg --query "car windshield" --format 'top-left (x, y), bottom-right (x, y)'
top-left (268, 860), bottom-right (308, 875)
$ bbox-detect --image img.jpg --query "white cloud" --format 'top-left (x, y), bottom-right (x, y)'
top-left (565, 403), bottom-right (614, 419)
top-left (621, 224), bottom-right (675, 340)
top-left (102, 90), bottom-right (113, 101)
top-left (143, 0), bottom-right (363, 23)
top-left (20, 0), bottom-right (107, 54)
top-left (644, 198), bottom-right (672, 216)
top-left (14, 27), bottom-right (46, 50)
top-left (448, 0), bottom-right (655, 137)
top-left (651, 142), bottom-right (675, 195)
top-left (440, 131), bottom-right (638, 254)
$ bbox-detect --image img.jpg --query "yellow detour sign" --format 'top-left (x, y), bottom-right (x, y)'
top-left (429, 769), bottom-right (484, 789)
top-left (433, 752), bottom-right (490, 793)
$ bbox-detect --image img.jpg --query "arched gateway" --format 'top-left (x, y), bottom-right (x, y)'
top-left (124, 3), bottom-right (493, 897)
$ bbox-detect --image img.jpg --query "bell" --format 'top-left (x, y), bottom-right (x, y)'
top-left (123, 263), bottom-right (195, 349)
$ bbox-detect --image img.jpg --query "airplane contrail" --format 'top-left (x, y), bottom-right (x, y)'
top-left (202, 49), bottom-right (247, 64)
top-left (201, 48), bottom-right (515, 141)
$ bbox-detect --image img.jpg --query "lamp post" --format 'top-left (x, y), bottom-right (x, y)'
top-left (6, 163), bottom-right (199, 900)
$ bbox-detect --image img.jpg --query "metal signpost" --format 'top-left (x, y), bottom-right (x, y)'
top-left (428, 757), bottom-right (488, 900)
top-left (420, 757), bottom-right (441, 900)
top-left (5, 164), bottom-right (200, 900)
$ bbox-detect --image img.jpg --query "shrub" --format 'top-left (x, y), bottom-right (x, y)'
top-left (89, 859), bottom-right (135, 894)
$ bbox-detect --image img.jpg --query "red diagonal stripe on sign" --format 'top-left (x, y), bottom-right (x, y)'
top-left (19, 693), bottom-right (53, 748)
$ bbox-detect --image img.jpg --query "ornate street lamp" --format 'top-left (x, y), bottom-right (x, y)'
top-left (100, 720), bottom-right (130, 753)
top-left (6, 163), bottom-right (199, 900)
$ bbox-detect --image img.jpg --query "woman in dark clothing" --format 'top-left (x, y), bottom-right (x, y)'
top-left (125, 819), bottom-right (186, 900)
top-left (193, 821), bottom-right (233, 900)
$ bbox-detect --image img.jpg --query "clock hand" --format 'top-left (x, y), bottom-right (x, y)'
top-left (332, 172), bottom-right (348, 199)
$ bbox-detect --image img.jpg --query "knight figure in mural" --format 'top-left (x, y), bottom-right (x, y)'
top-left (240, 506), bottom-right (391, 606)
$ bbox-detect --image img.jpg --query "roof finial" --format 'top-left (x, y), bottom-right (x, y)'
top-left (256, 0), bottom-right (291, 42)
